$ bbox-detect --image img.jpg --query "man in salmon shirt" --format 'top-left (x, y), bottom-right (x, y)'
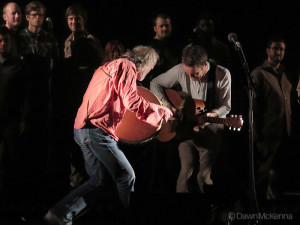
top-left (44, 45), bottom-right (173, 225)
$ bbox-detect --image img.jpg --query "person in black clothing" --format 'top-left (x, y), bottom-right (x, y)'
top-left (0, 25), bottom-right (27, 216)
top-left (16, 1), bottom-right (61, 210)
top-left (189, 12), bottom-right (231, 70)
top-left (133, 14), bottom-right (182, 192)
top-left (141, 13), bottom-right (181, 89)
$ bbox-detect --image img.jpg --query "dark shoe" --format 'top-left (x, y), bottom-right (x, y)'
top-left (44, 211), bottom-right (70, 225)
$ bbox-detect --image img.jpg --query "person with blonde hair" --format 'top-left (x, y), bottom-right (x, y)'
top-left (2, 2), bottom-right (22, 31)
top-left (2, 2), bottom-right (22, 56)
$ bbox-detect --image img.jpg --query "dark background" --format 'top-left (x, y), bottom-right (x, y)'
top-left (2, 0), bottom-right (300, 79)
top-left (3, 0), bottom-right (300, 67)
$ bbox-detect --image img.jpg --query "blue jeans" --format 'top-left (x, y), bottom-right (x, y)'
top-left (50, 128), bottom-right (135, 223)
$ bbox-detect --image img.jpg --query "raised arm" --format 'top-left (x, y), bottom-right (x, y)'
top-left (150, 64), bottom-right (182, 107)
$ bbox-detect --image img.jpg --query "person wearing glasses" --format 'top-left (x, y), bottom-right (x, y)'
top-left (251, 37), bottom-right (293, 201)
top-left (16, 1), bottom-right (60, 211)
top-left (17, 1), bottom-right (58, 59)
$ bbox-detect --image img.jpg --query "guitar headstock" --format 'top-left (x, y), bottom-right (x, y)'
top-left (225, 115), bottom-right (244, 131)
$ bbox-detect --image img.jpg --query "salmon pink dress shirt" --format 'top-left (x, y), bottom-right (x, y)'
top-left (74, 58), bottom-right (165, 141)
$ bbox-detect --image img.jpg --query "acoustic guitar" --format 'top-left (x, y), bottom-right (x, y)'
top-left (156, 89), bottom-right (244, 142)
top-left (115, 86), bottom-right (163, 145)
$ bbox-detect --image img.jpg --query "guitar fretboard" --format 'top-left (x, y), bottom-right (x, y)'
top-left (203, 117), bottom-right (225, 124)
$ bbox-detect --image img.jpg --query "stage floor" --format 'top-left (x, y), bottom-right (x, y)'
top-left (1, 191), bottom-right (299, 225)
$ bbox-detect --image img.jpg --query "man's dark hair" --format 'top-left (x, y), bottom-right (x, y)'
top-left (182, 44), bottom-right (208, 67)
top-left (25, 1), bottom-right (46, 15)
top-left (65, 3), bottom-right (88, 24)
top-left (152, 13), bottom-right (171, 26)
top-left (197, 12), bottom-right (215, 24)
top-left (266, 37), bottom-right (286, 48)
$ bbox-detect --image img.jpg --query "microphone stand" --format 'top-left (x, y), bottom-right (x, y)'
top-left (46, 19), bottom-right (55, 123)
top-left (232, 45), bottom-right (260, 225)
top-left (46, 19), bottom-right (54, 72)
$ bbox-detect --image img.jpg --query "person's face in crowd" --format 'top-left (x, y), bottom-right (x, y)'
top-left (0, 33), bottom-right (12, 57)
top-left (137, 64), bottom-right (155, 81)
top-left (26, 8), bottom-right (45, 30)
top-left (183, 62), bottom-right (208, 82)
top-left (67, 14), bottom-right (85, 32)
top-left (154, 17), bottom-right (172, 40)
top-left (2, 3), bottom-right (22, 30)
top-left (197, 19), bottom-right (214, 35)
top-left (266, 42), bottom-right (286, 65)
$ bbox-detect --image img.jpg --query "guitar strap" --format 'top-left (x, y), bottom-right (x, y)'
top-left (206, 62), bottom-right (217, 111)
top-left (185, 62), bottom-right (217, 111)
top-left (186, 72), bottom-right (192, 96)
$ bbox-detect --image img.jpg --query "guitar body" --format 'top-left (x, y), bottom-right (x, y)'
top-left (157, 89), bottom-right (243, 142)
top-left (115, 86), bottom-right (163, 145)
top-left (155, 89), bottom-right (187, 142)
top-left (156, 89), bottom-right (206, 142)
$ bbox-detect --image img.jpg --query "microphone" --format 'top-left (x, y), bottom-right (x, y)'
top-left (193, 26), bottom-right (199, 33)
top-left (46, 17), bottom-right (53, 33)
top-left (228, 32), bottom-right (242, 49)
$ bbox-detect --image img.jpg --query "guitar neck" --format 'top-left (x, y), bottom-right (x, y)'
top-left (203, 117), bottom-right (225, 125)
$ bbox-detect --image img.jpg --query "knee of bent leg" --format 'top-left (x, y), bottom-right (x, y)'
top-left (118, 169), bottom-right (136, 188)
top-left (178, 143), bottom-right (195, 171)
top-left (127, 170), bottom-right (136, 185)
top-left (178, 158), bottom-right (195, 177)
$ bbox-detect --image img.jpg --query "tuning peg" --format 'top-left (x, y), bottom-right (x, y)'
top-left (229, 127), bottom-right (232, 130)
top-left (233, 127), bottom-right (236, 131)
top-left (237, 128), bottom-right (241, 131)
